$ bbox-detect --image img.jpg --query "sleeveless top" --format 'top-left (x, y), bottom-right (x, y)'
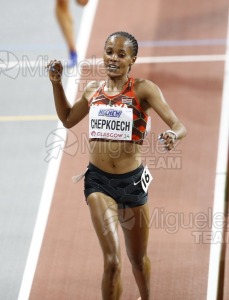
top-left (88, 77), bottom-right (149, 145)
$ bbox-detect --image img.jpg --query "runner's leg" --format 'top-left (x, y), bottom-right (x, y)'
top-left (55, 0), bottom-right (76, 52)
top-left (76, 0), bottom-right (89, 4)
top-left (87, 192), bottom-right (123, 300)
top-left (119, 203), bottom-right (151, 300)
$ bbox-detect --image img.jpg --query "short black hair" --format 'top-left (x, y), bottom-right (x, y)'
top-left (105, 31), bottom-right (138, 57)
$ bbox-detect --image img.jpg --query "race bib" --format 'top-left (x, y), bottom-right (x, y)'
top-left (141, 165), bottom-right (153, 193)
top-left (89, 105), bottom-right (133, 141)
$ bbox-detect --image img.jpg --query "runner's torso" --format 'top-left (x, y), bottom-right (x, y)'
top-left (88, 77), bottom-right (149, 173)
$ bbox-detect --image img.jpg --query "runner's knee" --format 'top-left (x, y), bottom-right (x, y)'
top-left (104, 254), bottom-right (121, 276)
top-left (129, 254), bottom-right (149, 271)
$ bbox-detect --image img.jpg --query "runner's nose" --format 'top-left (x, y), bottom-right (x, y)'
top-left (111, 53), bottom-right (118, 61)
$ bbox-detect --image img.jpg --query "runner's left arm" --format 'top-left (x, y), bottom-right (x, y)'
top-left (137, 79), bottom-right (187, 139)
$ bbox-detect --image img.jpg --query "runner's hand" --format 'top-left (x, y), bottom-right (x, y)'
top-left (158, 131), bottom-right (177, 151)
top-left (47, 60), bottom-right (63, 84)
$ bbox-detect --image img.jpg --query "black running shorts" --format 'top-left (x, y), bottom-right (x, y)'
top-left (84, 163), bottom-right (148, 208)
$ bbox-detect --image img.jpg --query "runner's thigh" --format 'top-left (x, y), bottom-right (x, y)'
top-left (87, 192), bottom-right (121, 255)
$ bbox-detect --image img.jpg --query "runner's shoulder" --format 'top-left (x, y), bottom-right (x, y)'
top-left (85, 80), bottom-right (105, 93)
top-left (133, 78), bottom-right (160, 97)
top-left (83, 80), bottom-right (105, 101)
top-left (134, 78), bottom-right (158, 89)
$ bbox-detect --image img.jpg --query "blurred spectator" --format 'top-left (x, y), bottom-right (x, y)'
top-left (55, 0), bottom-right (89, 67)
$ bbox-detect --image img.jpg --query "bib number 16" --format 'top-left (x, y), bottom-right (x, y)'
top-left (141, 165), bottom-right (153, 193)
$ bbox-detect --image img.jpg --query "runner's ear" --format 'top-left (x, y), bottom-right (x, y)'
top-left (131, 56), bottom-right (137, 64)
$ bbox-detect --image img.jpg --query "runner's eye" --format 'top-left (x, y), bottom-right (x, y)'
top-left (106, 49), bottom-right (112, 55)
top-left (119, 53), bottom-right (126, 58)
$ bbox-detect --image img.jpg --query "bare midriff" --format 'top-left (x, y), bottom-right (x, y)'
top-left (89, 140), bottom-right (142, 174)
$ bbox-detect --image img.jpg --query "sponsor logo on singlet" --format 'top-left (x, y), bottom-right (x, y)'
top-left (98, 109), bottom-right (122, 118)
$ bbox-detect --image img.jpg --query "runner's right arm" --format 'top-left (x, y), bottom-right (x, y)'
top-left (48, 60), bottom-right (94, 128)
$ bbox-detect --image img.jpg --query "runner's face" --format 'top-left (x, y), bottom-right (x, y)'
top-left (103, 36), bottom-right (135, 78)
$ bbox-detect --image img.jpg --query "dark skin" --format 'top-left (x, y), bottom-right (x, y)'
top-left (48, 35), bottom-right (187, 300)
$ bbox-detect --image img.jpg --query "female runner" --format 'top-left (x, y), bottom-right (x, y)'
top-left (47, 31), bottom-right (187, 300)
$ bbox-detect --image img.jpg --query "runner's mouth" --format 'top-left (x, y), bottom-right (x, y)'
top-left (107, 64), bottom-right (119, 71)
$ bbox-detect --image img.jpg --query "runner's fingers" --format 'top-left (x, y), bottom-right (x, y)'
top-left (46, 60), bottom-right (62, 73)
top-left (164, 139), bottom-right (175, 151)
top-left (46, 60), bottom-right (63, 82)
top-left (158, 132), bottom-right (176, 151)
top-left (163, 132), bottom-right (176, 141)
